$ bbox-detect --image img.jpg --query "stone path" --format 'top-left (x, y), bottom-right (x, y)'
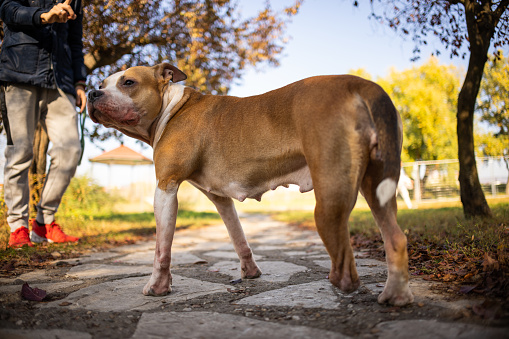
top-left (1, 214), bottom-right (507, 338)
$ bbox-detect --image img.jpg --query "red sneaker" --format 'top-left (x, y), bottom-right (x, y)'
top-left (30, 219), bottom-right (79, 243)
top-left (8, 227), bottom-right (34, 248)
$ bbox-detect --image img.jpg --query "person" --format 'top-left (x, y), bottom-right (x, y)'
top-left (0, 0), bottom-right (86, 248)
top-left (397, 166), bottom-right (414, 209)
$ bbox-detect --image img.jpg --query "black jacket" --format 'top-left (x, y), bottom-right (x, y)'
top-left (0, 0), bottom-right (87, 96)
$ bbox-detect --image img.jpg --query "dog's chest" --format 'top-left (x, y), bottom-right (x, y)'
top-left (190, 165), bottom-right (313, 202)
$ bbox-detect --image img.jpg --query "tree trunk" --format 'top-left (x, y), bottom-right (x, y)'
top-left (29, 122), bottom-right (49, 218)
top-left (505, 157), bottom-right (509, 195)
top-left (457, 2), bottom-right (493, 218)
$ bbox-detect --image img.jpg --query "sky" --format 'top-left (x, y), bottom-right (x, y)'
top-left (0, 0), bottom-right (483, 188)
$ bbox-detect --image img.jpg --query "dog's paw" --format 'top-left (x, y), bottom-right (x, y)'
top-left (143, 283), bottom-right (172, 296)
top-left (241, 266), bottom-right (262, 279)
top-left (143, 274), bottom-right (172, 297)
top-left (378, 285), bottom-right (414, 306)
top-left (328, 268), bottom-right (360, 293)
top-left (242, 269), bottom-right (262, 279)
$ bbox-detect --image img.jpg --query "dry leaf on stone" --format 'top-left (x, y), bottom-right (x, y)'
top-left (21, 282), bottom-right (47, 301)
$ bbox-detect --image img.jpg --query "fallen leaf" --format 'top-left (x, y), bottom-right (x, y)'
top-left (443, 273), bottom-right (456, 282)
top-left (482, 253), bottom-right (499, 271)
top-left (459, 285), bottom-right (478, 294)
top-left (1, 262), bottom-right (15, 272)
top-left (21, 282), bottom-right (47, 301)
top-left (51, 251), bottom-right (62, 259)
top-left (59, 301), bottom-right (72, 306)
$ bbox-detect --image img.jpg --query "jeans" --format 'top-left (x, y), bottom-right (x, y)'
top-left (1, 83), bottom-right (81, 232)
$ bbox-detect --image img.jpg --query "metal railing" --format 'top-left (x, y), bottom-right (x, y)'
top-left (401, 156), bottom-right (509, 202)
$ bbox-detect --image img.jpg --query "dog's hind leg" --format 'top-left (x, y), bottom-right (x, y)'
top-left (314, 185), bottom-right (360, 293)
top-left (200, 190), bottom-right (262, 279)
top-left (361, 165), bottom-right (414, 306)
top-left (305, 133), bottom-right (365, 294)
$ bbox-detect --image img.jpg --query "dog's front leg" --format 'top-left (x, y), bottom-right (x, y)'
top-left (201, 191), bottom-right (262, 279)
top-left (143, 184), bottom-right (179, 296)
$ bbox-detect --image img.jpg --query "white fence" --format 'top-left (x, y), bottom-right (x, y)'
top-left (402, 157), bottom-right (509, 202)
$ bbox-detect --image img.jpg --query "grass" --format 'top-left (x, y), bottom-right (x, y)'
top-left (272, 198), bottom-right (509, 250)
top-left (272, 198), bottom-right (509, 298)
top-left (0, 208), bottom-right (221, 270)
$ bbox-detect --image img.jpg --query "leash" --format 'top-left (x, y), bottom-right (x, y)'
top-left (0, 84), bottom-right (13, 145)
top-left (78, 109), bottom-right (86, 165)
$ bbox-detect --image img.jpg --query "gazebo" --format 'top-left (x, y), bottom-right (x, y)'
top-left (89, 144), bottom-right (153, 167)
top-left (89, 144), bottom-right (153, 193)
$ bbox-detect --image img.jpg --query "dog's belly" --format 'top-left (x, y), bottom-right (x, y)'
top-left (190, 165), bottom-right (313, 202)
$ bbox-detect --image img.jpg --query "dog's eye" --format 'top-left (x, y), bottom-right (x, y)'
top-left (124, 79), bottom-right (135, 86)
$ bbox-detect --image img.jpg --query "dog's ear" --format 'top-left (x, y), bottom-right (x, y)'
top-left (155, 63), bottom-right (187, 83)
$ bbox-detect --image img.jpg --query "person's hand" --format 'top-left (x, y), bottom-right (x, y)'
top-left (40, 0), bottom-right (76, 24)
top-left (75, 85), bottom-right (87, 113)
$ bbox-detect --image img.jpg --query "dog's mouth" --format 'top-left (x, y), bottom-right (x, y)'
top-left (88, 106), bottom-right (99, 124)
top-left (88, 104), bottom-right (139, 127)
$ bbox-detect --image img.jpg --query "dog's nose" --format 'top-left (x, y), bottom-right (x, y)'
top-left (88, 90), bottom-right (104, 103)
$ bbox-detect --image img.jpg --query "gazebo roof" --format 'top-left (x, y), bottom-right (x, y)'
top-left (89, 145), bottom-right (153, 166)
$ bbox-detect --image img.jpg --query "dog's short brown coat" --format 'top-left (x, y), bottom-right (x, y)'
top-left (88, 64), bottom-right (414, 306)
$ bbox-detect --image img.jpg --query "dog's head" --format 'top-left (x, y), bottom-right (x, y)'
top-left (87, 63), bottom-right (187, 140)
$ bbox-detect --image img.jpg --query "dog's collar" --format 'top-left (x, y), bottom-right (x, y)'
top-left (152, 83), bottom-right (186, 149)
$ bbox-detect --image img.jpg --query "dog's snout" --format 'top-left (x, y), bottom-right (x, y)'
top-left (88, 90), bottom-right (104, 103)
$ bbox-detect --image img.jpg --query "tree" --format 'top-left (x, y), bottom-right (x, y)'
top-left (379, 58), bottom-right (461, 162)
top-left (352, 58), bottom-right (461, 162)
top-left (363, 0), bottom-right (509, 218)
top-left (476, 51), bottom-right (509, 194)
top-left (477, 51), bottom-right (509, 137)
top-left (1, 0), bottom-right (302, 215)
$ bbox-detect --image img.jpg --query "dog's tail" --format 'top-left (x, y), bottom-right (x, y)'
top-left (362, 83), bottom-right (402, 208)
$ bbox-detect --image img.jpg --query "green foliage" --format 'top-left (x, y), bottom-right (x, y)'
top-left (380, 57), bottom-right (461, 161)
top-left (478, 51), bottom-right (509, 137)
top-left (351, 58), bottom-right (462, 161)
top-left (476, 51), bottom-right (509, 158)
top-left (58, 175), bottom-right (120, 220)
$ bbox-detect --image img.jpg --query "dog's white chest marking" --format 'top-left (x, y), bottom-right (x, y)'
top-left (153, 84), bottom-right (185, 149)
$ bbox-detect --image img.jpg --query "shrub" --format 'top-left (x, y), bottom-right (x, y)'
top-left (59, 175), bottom-right (120, 219)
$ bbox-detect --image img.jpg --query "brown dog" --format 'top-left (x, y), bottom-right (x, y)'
top-left (87, 63), bottom-right (414, 306)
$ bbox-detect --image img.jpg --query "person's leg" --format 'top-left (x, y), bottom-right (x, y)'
top-left (30, 88), bottom-right (81, 243)
top-left (35, 88), bottom-right (81, 224)
top-left (2, 84), bottom-right (40, 233)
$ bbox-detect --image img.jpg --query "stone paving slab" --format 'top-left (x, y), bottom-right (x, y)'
top-left (0, 329), bottom-right (92, 339)
top-left (113, 250), bottom-right (206, 266)
top-left (41, 275), bottom-right (230, 312)
top-left (314, 258), bottom-right (387, 277)
top-left (374, 319), bottom-right (508, 339)
top-left (66, 264), bottom-right (153, 279)
top-left (131, 311), bottom-right (351, 339)
top-left (208, 260), bottom-right (308, 282)
top-left (0, 281), bottom-right (84, 295)
top-left (234, 280), bottom-right (341, 309)
top-left (47, 252), bottom-right (121, 266)
top-left (0, 270), bottom-right (49, 284)
top-left (203, 250), bottom-right (263, 260)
